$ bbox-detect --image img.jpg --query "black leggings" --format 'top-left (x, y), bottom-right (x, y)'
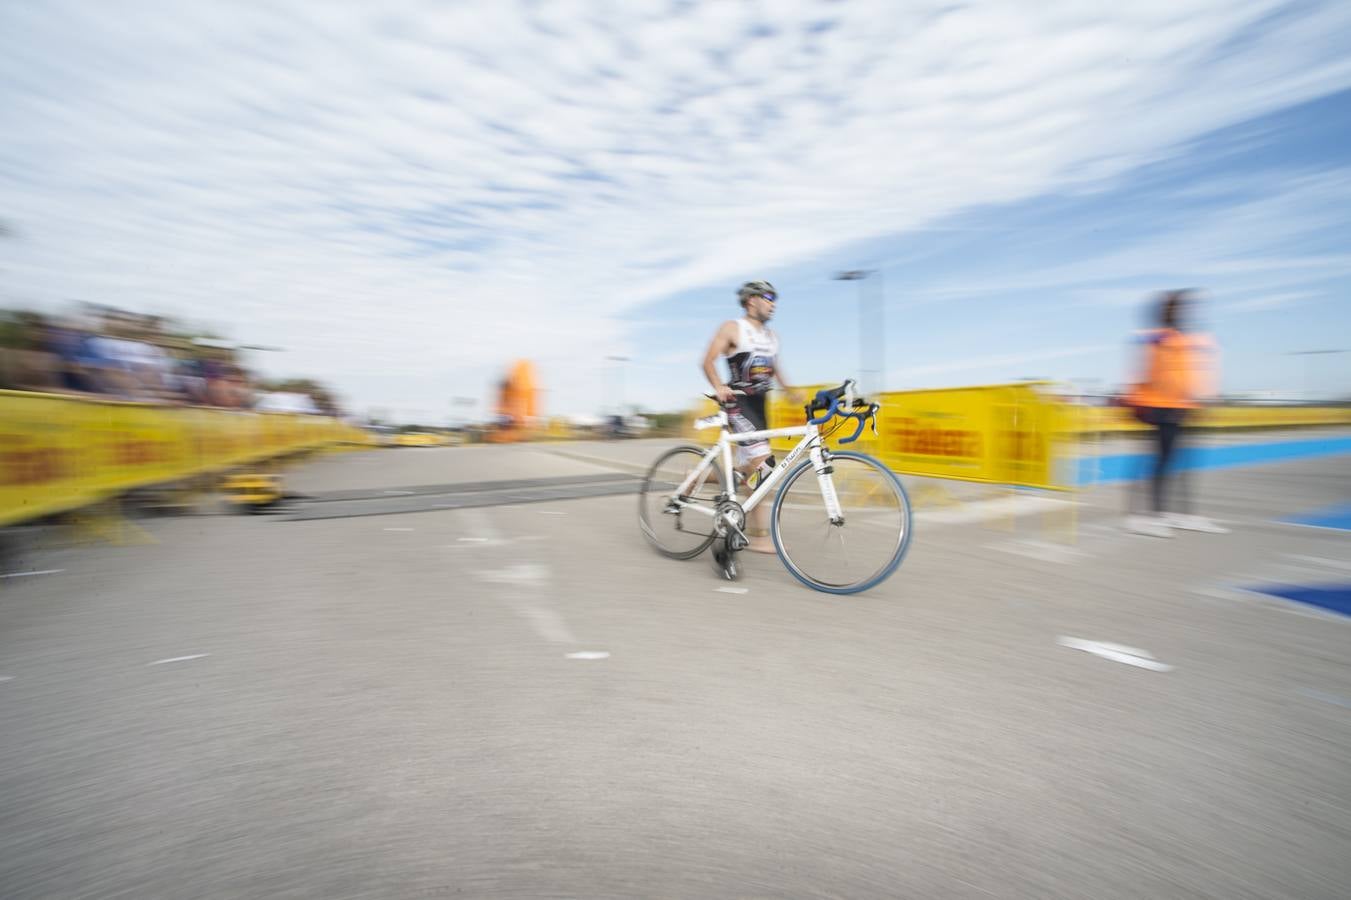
top-left (1148, 409), bottom-right (1189, 514)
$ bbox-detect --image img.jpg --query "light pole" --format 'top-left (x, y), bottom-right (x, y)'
top-left (606, 355), bottom-right (630, 417)
top-left (834, 269), bottom-right (885, 395)
top-left (450, 395), bottom-right (476, 429)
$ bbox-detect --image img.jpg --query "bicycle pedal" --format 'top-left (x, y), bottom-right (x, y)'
top-left (712, 544), bottom-right (739, 580)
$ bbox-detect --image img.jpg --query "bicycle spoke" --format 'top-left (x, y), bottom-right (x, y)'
top-left (834, 526), bottom-right (852, 569)
top-left (639, 446), bottom-right (724, 559)
top-left (772, 452), bottom-right (911, 593)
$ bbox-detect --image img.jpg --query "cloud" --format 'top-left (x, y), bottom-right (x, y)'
top-left (1226, 290), bottom-right (1321, 312)
top-left (2, 0), bottom-right (1350, 416)
top-left (903, 167), bottom-right (1351, 308)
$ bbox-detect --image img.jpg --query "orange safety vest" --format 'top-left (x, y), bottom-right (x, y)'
top-left (1128, 329), bottom-right (1218, 410)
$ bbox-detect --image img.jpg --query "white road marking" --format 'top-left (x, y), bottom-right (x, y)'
top-left (1203, 580), bottom-right (1351, 622)
top-left (462, 509), bottom-right (587, 650)
top-left (148, 654), bottom-right (210, 666)
top-left (521, 606), bottom-right (578, 644)
top-left (382, 490), bottom-right (416, 495)
top-left (0, 676), bottom-right (13, 682)
top-left (1190, 585), bottom-right (1255, 604)
top-left (920, 494), bottom-right (1072, 525)
top-left (461, 508), bottom-right (503, 543)
top-left (1295, 687), bottom-right (1351, 710)
top-left (715, 586), bottom-right (749, 594)
top-left (451, 535), bottom-right (546, 548)
top-left (539, 510), bottom-right (567, 516)
top-left (0, 569), bottom-right (65, 579)
top-left (566, 651), bottom-right (610, 660)
top-left (987, 539), bottom-right (1085, 565)
top-left (475, 564), bottom-right (549, 586)
top-left (1283, 554), bottom-right (1351, 573)
top-left (1260, 563), bottom-right (1323, 580)
top-left (1280, 520), bottom-right (1351, 534)
top-left (1056, 637), bottom-right (1173, 672)
top-left (383, 527), bottom-right (415, 532)
top-left (1270, 601), bottom-right (1351, 623)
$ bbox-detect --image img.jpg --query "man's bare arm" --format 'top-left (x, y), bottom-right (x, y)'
top-left (702, 320), bottom-right (739, 403)
top-left (773, 357), bottom-right (806, 407)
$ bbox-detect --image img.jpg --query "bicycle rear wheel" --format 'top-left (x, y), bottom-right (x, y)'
top-left (771, 451), bottom-right (912, 594)
top-left (638, 445), bottom-right (727, 559)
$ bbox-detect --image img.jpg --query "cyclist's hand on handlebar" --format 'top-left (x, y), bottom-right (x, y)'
top-left (712, 384), bottom-right (737, 405)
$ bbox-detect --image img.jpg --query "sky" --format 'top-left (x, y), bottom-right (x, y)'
top-left (2, 0), bottom-right (1350, 422)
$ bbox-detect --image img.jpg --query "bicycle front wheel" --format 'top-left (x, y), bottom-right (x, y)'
top-left (638, 445), bottom-right (727, 559)
top-left (771, 451), bottom-right (912, 594)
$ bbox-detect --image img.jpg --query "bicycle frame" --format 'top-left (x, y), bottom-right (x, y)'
top-left (671, 416), bottom-right (844, 524)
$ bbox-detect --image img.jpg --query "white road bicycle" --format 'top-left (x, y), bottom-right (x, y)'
top-left (638, 380), bottom-right (913, 594)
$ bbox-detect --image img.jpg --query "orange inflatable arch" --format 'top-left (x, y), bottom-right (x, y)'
top-left (495, 359), bottom-right (539, 430)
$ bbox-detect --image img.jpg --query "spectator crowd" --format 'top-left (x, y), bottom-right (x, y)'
top-left (0, 303), bottom-right (333, 414)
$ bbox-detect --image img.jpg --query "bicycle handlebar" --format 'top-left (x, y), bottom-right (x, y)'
top-left (806, 380), bottom-right (879, 444)
top-left (805, 398), bottom-right (837, 425)
top-left (841, 405), bottom-right (880, 444)
top-left (701, 380), bottom-right (878, 443)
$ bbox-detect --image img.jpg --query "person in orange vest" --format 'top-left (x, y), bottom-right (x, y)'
top-left (1125, 290), bottom-right (1228, 537)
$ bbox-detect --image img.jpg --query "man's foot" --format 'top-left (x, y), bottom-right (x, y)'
top-left (712, 542), bottom-right (740, 579)
top-left (1167, 513), bottom-right (1230, 534)
top-left (1126, 514), bottom-right (1172, 538)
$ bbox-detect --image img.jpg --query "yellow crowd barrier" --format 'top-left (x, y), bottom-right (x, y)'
top-left (688, 383), bottom-right (1350, 492)
top-left (865, 383), bottom-right (1068, 489)
top-left (0, 390), bottom-right (372, 527)
top-left (686, 382), bottom-right (1072, 490)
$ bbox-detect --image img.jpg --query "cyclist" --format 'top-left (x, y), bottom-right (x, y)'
top-left (701, 280), bottom-right (803, 554)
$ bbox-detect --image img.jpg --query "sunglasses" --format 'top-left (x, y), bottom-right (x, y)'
top-left (754, 292), bottom-right (777, 303)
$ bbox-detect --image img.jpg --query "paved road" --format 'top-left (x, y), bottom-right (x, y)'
top-left (2, 439), bottom-right (1349, 898)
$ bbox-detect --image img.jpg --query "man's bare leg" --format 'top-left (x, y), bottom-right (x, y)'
top-left (738, 453), bottom-right (776, 553)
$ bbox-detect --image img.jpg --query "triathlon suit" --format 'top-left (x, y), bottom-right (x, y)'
top-left (723, 317), bottom-right (780, 465)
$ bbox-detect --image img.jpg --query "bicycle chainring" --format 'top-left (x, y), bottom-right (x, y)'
top-left (714, 499), bottom-right (745, 537)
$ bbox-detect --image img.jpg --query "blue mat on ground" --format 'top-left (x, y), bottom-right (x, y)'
top-left (1283, 502), bottom-right (1351, 533)
top-left (1250, 583), bottom-right (1351, 618)
top-left (1074, 435), bottom-right (1351, 486)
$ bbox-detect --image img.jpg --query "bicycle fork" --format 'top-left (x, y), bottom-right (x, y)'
top-left (810, 447), bottom-right (845, 525)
